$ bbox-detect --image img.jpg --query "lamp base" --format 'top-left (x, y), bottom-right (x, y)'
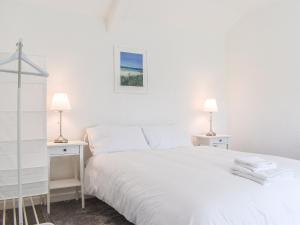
top-left (54, 135), bottom-right (68, 143)
top-left (206, 131), bottom-right (216, 136)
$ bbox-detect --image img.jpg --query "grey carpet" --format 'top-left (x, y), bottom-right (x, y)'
top-left (0, 203), bottom-right (47, 224)
top-left (44, 198), bottom-right (133, 225)
top-left (0, 198), bottom-right (133, 225)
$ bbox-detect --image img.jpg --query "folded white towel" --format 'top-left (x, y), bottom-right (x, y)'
top-left (234, 156), bottom-right (277, 171)
top-left (231, 165), bottom-right (294, 185)
top-left (236, 162), bottom-right (277, 173)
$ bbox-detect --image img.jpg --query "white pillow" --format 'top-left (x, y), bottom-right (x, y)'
top-left (142, 125), bottom-right (192, 150)
top-left (86, 125), bottom-right (150, 155)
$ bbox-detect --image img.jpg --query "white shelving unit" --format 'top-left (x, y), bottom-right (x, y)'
top-left (0, 41), bottom-right (52, 225)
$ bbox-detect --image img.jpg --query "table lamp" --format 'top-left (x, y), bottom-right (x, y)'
top-left (51, 93), bottom-right (71, 143)
top-left (204, 98), bottom-right (218, 136)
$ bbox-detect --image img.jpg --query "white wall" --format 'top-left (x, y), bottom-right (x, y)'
top-left (0, 1), bottom-right (230, 139)
top-left (0, 0), bottom-right (231, 189)
top-left (227, 0), bottom-right (300, 159)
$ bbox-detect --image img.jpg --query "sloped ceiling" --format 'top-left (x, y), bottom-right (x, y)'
top-left (14, 0), bottom-right (280, 31)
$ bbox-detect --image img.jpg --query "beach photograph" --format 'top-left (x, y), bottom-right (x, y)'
top-left (120, 51), bottom-right (144, 87)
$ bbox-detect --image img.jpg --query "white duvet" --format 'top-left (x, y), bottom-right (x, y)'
top-left (85, 146), bottom-right (300, 225)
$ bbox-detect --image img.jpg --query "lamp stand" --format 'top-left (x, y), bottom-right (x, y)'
top-left (206, 112), bottom-right (216, 136)
top-left (54, 111), bottom-right (68, 143)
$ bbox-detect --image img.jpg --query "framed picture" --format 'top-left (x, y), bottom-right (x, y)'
top-left (114, 46), bottom-right (148, 93)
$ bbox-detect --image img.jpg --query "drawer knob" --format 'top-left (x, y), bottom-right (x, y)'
top-left (63, 148), bottom-right (67, 152)
top-left (219, 139), bottom-right (222, 142)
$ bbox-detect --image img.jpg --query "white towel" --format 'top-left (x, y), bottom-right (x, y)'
top-left (231, 165), bottom-right (294, 185)
top-left (234, 156), bottom-right (277, 171)
top-left (236, 162), bottom-right (277, 173)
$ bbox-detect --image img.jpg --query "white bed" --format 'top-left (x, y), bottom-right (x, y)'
top-left (85, 146), bottom-right (300, 225)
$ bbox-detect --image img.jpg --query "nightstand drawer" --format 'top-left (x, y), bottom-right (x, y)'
top-left (48, 145), bottom-right (80, 156)
top-left (212, 137), bottom-right (228, 145)
top-left (194, 135), bottom-right (231, 150)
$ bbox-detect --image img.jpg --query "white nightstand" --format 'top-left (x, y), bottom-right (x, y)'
top-left (47, 140), bottom-right (87, 214)
top-left (194, 135), bottom-right (231, 149)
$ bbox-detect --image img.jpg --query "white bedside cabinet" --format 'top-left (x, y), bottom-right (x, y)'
top-left (194, 135), bottom-right (231, 149)
top-left (47, 141), bottom-right (87, 214)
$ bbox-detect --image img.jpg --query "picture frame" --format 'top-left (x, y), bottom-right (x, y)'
top-left (114, 46), bottom-right (148, 93)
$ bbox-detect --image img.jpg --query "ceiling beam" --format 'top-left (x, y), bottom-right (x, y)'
top-left (105, 0), bottom-right (128, 32)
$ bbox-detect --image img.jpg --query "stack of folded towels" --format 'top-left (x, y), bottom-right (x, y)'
top-left (231, 156), bottom-right (294, 185)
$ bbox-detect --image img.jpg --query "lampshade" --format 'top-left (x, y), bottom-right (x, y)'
top-left (51, 93), bottom-right (71, 111)
top-left (203, 98), bottom-right (218, 112)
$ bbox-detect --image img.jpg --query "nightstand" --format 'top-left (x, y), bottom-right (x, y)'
top-left (47, 141), bottom-right (87, 214)
top-left (193, 135), bottom-right (231, 149)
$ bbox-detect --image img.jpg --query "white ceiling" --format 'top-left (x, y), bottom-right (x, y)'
top-left (17, 0), bottom-right (111, 17)
top-left (15, 0), bottom-right (280, 30)
top-left (17, 0), bottom-right (279, 16)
